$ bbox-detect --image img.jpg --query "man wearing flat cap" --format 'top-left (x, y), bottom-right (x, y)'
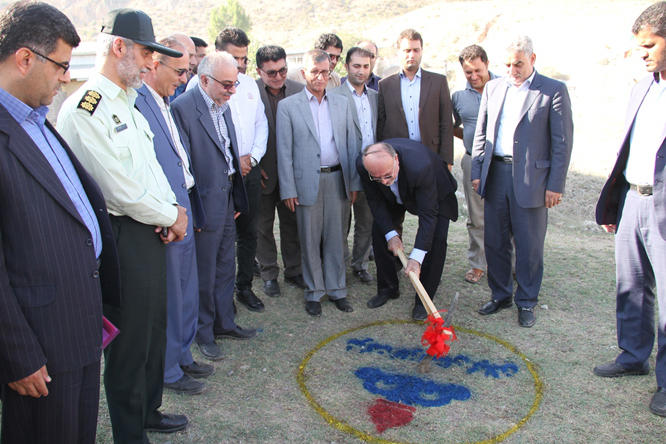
top-left (58, 8), bottom-right (189, 442)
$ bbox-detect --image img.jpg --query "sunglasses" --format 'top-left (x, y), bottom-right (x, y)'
top-left (27, 47), bottom-right (69, 74)
top-left (159, 60), bottom-right (188, 77)
top-left (260, 67), bottom-right (288, 78)
top-left (327, 53), bottom-right (341, 62)
top-left (207, 75), bottom-right (240, 91)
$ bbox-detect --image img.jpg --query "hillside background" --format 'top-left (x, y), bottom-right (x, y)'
top-left (4, 0), bottom-right (658, 179)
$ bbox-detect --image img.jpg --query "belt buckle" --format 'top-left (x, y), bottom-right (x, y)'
top-left (637, 184), bottom-right (652, 196)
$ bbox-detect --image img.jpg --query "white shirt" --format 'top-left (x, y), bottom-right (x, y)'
top-left (347, 80), bottom-right (375, 150)
top-left (495, 70), bottom-right (537, 156)
top-left (186, 74), bottom-right (199, 91)
top-left (625, 76), bottom-right (666, 185)
top-left (145, 84), bottom-right (195, 189)
top-left (304, 88), bottom-right (339, 166)
top-left (399, 68), bottom-right (422, 142)
top-left (384, 177), bottom-right (426, 264)
top-left (229, 72), bottom-right (268, 161)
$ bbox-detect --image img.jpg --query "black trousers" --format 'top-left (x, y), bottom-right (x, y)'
top-left (104, 216), bottom-right (167, 444)
top-left (1, 360), bottom-right (101, 444)
top-left (235, 167), bottom-right (262, 289)
top-left (373, 208), bottom-right (450, 305)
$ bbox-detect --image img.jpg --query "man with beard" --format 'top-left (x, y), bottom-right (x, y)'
top-left (57, 8), bottom-right (190, 442)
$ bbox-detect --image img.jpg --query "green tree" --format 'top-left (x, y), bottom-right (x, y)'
top-left (207, 0), bottom-right (252, 44)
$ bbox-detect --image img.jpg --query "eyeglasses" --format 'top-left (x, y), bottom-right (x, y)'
top-left (368, 158), bottom-right (397, 182)
top-left (159, 61), bottom-right (188, 77)
top-left (207, 75), bottom-right (240, 91)
top-left (309, 69), bottom-right (331, 79)
top-left (27, 47), bottom-right (69, 74)
top-left (260, 67), bottom-right (288, 78)
top-left (327, 53), bottom-right (341, 62)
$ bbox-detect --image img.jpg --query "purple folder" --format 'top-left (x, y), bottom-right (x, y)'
top-left (102, 316), bottom-right (120, 349)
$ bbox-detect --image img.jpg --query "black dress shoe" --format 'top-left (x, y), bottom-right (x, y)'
top-left (180, 361), bottom-right (215, 379)
top-left (236, 288), bottom-right (265, 312)
top-left (305, 301), bottom-right (321, 316)
top-left (196, 341), bottom-right (224, 361)
top-left (332, 297), bottom-right (354, 312)
top-left (367, 290), bottom-right (400, 309)
top-left (650, 387), bottom-right (666, 416)
top-left (518, 307), bottom-right (536, 327)
top-left (263, 279), bottom-right (281, 297)
top-left (353, 269), bottom-right (374, 284)
top-left (164, 374), bottom-right (205, 395)
top-left (478, 298), bottom-right (513, 315)
top-left (215, 325), bottom-right (257, 340)
top-left (285, 274), bottom-right (307, 290)
top-left (412, 304), bottom-right (428, 321)
top-left (253, 260), bottom-right (261, 276)
top-left (593, 361), bottom-right (649, 378)
top-left (145, 412), bottom-right (189, 433)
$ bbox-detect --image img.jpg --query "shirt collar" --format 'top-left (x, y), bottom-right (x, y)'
top-left (346, 78), bottom-right (367, 96)
top-left (91, 72), bottom-right (137, 105)
top-left (400, 67), bottom-right (422, 81)
top-left (304, 87), bottom-right (327, 103)
top-left (0, 87), bottom-right (49, 126)
top-left (145, 83), bottom-right (169, 110)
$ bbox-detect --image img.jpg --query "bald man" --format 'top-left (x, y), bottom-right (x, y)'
top-left (169, 32), bottom-right (196, 100)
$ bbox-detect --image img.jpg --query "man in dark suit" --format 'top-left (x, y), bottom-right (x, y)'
top-left (377, 29), bottom-right (454, 166)
top-left (357, 139), bottom-right (458, 320)
top-left (255, 45), bottom-right (305, 297)
top-left (331, 47), bottom-right (379, 285)
top-left (172, 52), bottom-right (255, 362)
top-left (594, 1), bottom-right (666, 417)
top-left (0, 2), bottom-right (120, 442)
top-left (136, 37), bottom-right (214, 396)
top-left (471, 35), bottom-right (574, 328)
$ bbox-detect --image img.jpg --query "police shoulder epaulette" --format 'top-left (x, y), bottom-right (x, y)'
top-left (77, 90), bottom-right (102, 115)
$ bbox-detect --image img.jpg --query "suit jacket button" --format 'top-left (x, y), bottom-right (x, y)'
top-left (182, 183), bottom-right (187, 188)
top-left (86, 239), bottom-right (93, 246)
top-left (317, 154), bottom-right (320, 158)
top-left (92, 271), bottom-right (100, 278)
top-left (178, 161), bottom-right (183, 167)
top-left (223, 169), bottom-right (228, 174)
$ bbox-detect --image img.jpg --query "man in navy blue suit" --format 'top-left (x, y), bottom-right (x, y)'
top-left (0, 2), bottom-right (120, 442)
top-left (356, 139), bottom-right (458, 320)
top-left (135, 36), bottom-right (214, 396)
top-left (594, 1), bottom-right (666, 417)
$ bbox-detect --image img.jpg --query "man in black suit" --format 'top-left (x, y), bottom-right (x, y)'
top-left (0, 2), bottom-right (120, 442)
top-left (356, 139), bottom-right (458, 320)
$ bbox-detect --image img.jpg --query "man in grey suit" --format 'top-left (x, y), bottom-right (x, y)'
top-left (255, 45), bottom-right (305, 297)
top-left (135, 37), bottom-right (214, 396)
top-left (594, 1), bottom-right (666, 417)
top-left (277, 49), bottom-right (362, 316)
top-left (171, 52), bottom-right (256, 362)
top-left (330, 47), bottom-right (378, 285)
top-left (471, 35), bottom-right (573, 328)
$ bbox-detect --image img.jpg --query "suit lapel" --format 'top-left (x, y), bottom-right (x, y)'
top-left (389, 75), bottom-right (406, 122)
top-left (138, 86), bottom-right (180, 157)
top-left (492, 82), bottom-right (510, 141)
top-left (257, 80), bottom-right (276, 135)
top-left (194, 87), bottom-right (225, 155)
top-left (516, 72), bottom-right (541, 123)
top-left (0, 108), bottom-right (83, 224)
top-left (341, 85), bottom-right (362, 134)
top-left (296, 90), bottom-right (320, 143)
top-left (369, 91), bottom-right (378, 135)
top-left (418, 70), bottom-right (432, 118)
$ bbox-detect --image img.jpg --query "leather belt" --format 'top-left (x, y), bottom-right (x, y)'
top-left (629, 183), bottom-right (653, 196)
top-left (321, 164), bottom-right (342, 173)
top-left (492, 155), bottom-right (513, 164)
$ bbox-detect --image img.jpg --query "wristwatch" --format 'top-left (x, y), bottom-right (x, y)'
top-left (250, 156), bottom-right (258, 168)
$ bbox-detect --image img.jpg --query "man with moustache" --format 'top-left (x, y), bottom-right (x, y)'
top-left (594, 1), bottom-right (666, 417)
top-left (452, 44), bottom-right (498, 285)
top-left (277, 49), bottom-right (361, 316)
top-left (191, 37), bottom-right (208, 75)
top-left (57, 8), bottom-right (190, 442)
top-left (331, 47), bottom-right (378, 285)
top-left (171, 52), bottom-right (255, 361)
top-left (341, 41), bottom-right (382, 91)
top-left (471, 35), bottom-right (573, 328)
top-left (377, 29), bottom-right (454, 166)
top-left (288, 33), bottom-right (344, 89)
top-left (135, 37), bottom-right (214, 396)
top-left (255, 45), bottom-right (306, 297)
top-left (0, 2), bottom-right (120, 442)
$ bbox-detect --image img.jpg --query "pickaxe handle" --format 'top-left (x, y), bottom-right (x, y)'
top-left (396, 249), bottom-right (441, 319)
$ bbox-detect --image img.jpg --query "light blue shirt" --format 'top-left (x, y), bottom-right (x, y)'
top-left (495, 70), bottom-right (537, 156)
top-left (199, 84), bottom-right (236, 175)
top-left (400, 68), bottom-right (422, 142)
top-left (452, 71), bottom-right (498, 154)
top-left (384, 177), bottom-right (426, 264)
top-left (0, 87), bottom-right (102, 257)
top-left (346, 80), bottom-right (375, 150)
top-left (305, 88), bottom-right (339, 167)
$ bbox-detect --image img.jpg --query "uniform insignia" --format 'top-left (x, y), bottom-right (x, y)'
top-left (112, 114), bottom-right (121, 124)
top-left (77, 90), bottom-right (102, 115)
top-left (114, 123), bottom-right (128, 133)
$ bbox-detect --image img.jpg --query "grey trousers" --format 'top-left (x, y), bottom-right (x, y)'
top-left (462, 152), bottom-right (487, 270)
top-left (295, 170), bottom-right (349, 301)
top-left (344, 191), bottom-right (373, 272)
